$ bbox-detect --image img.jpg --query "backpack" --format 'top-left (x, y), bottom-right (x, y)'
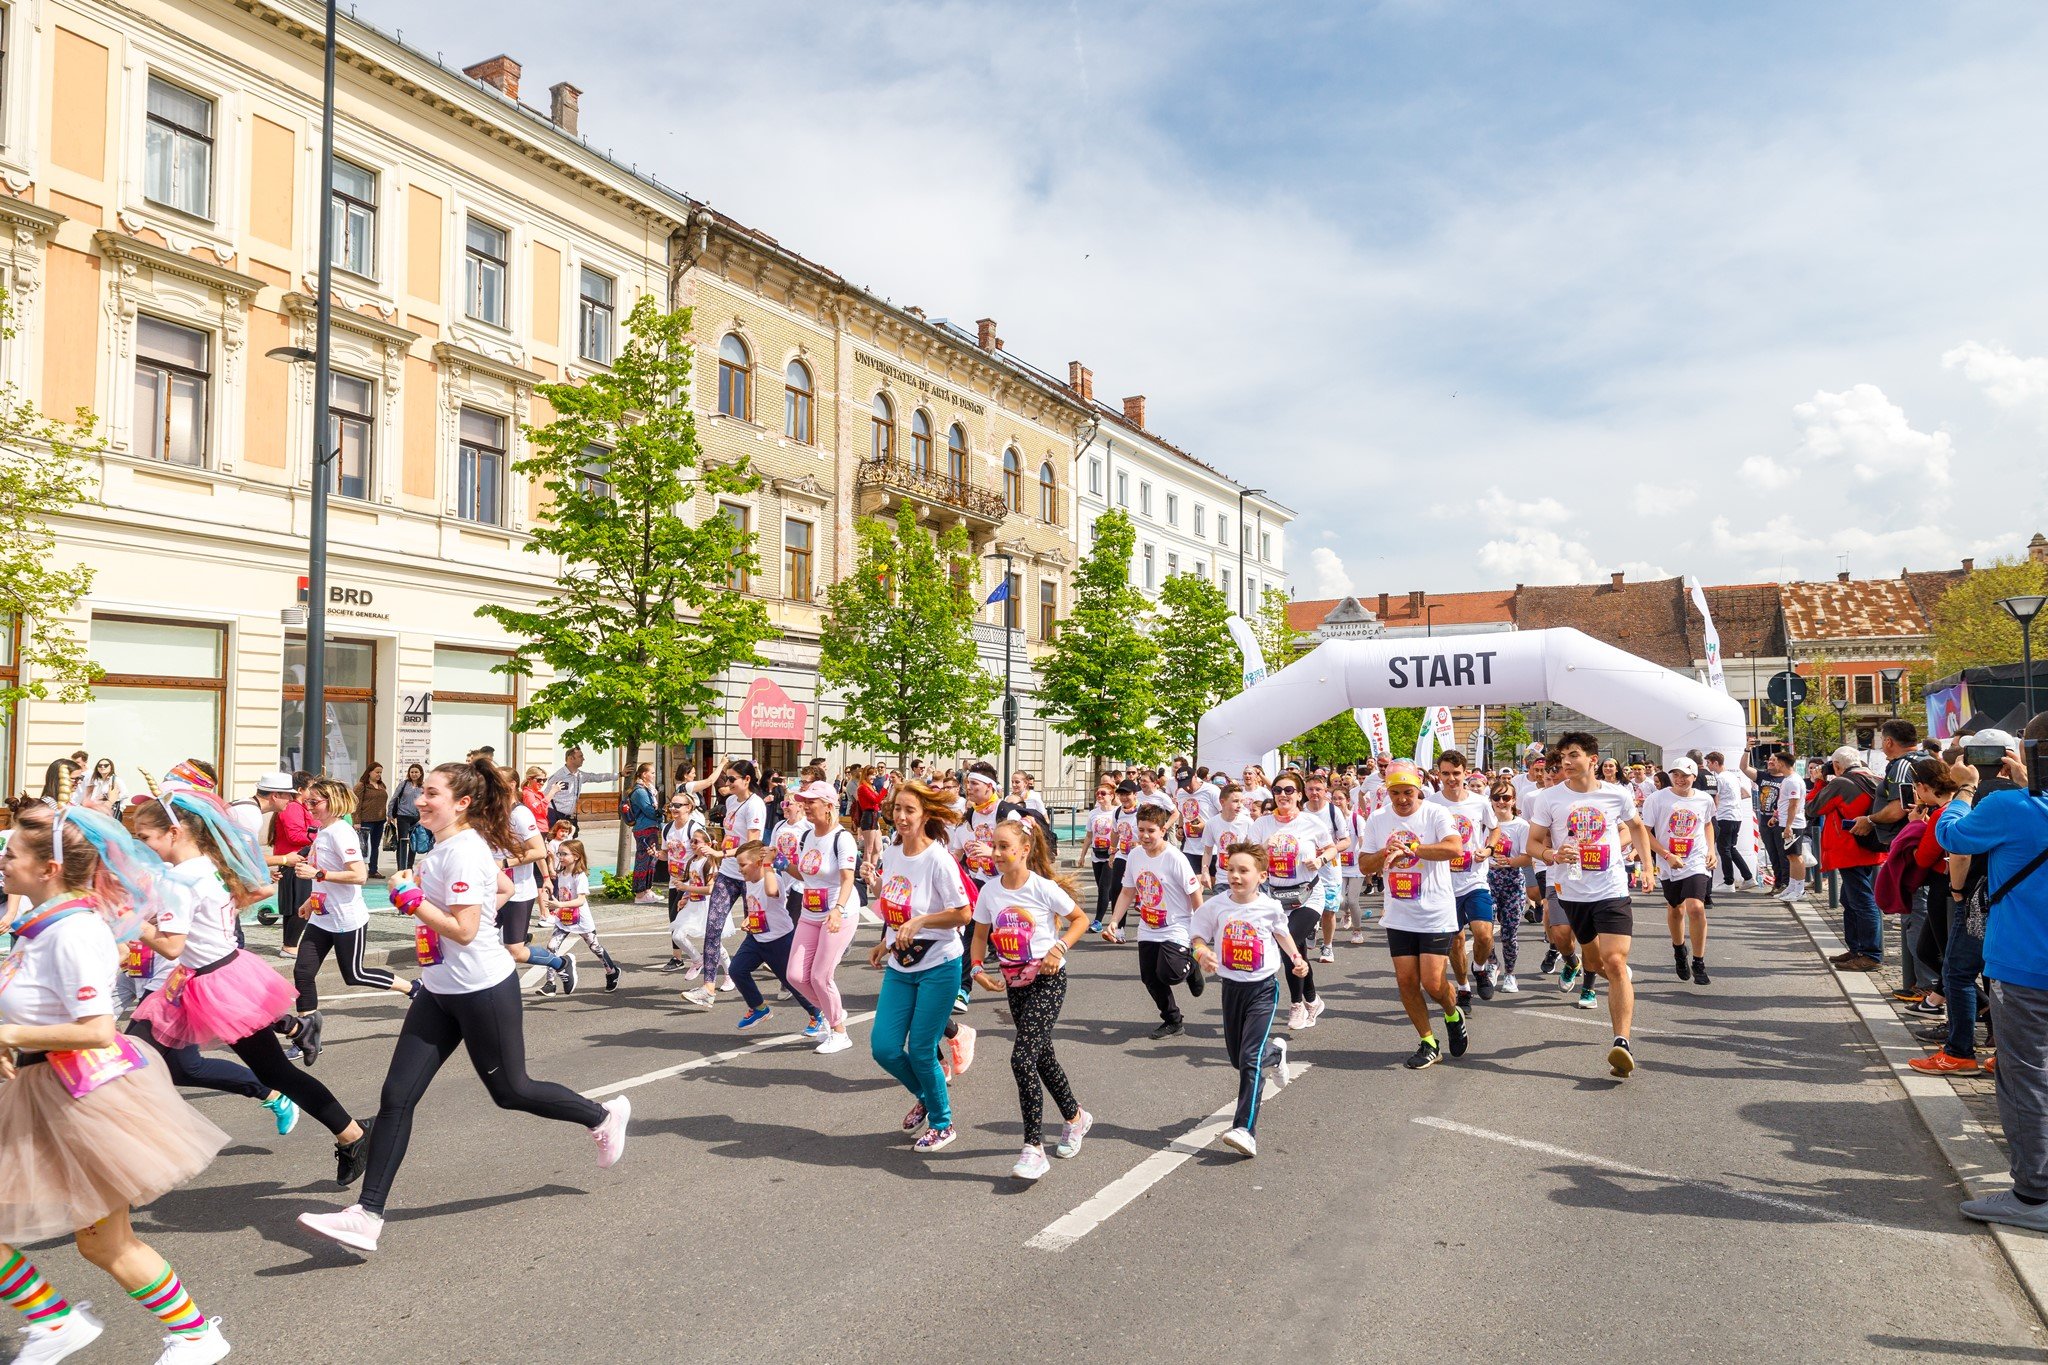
top-left (1958, 840), bottom-right (2048, 940)
top-left (1023, 805), bottom-right (1057, 857)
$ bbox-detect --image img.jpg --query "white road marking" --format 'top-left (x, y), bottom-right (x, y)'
top-left (581, 1011), bottom-right (879, 1099)
top-left (1027, 1064), bottom-right (1313, 1253)
top-left (1413, 1116), bottom-right (1947, 1244)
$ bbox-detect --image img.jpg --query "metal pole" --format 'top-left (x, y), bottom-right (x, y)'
top-left (1235, 489), bottom-right (1247, 616)
top-left (992, 551), bottom-right (1014, 783)
top-left (2025, 618), bottom-right (2038, 723)
top-left (303, 0), bottom-right (339, 775)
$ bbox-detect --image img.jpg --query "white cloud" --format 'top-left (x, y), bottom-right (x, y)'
top-left (1307, 546), bottom-right (1355, 597)
top-left (1478, 530), bottom-right (1600, 585)
top-left (1738, 455), bottom-right (1798, 490)
top-left (1788, 384), bottom-right (1953, 486)
top-left (1630, 482), bottom-right (1696, 515)
top-left (1467, 490), bottom-right (1568, 531)
top-left (1944, 341), bottom-right (2048, 410)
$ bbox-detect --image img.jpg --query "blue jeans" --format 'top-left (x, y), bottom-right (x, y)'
top-left (1945, 911), bottom-right (1986, 1061)
top-left (1839, 864), bottom-right (1881, 959)
top-left (728, 931), bottom-right (817, 1015)
top-left (871, 962), bottom-right (957, 1130)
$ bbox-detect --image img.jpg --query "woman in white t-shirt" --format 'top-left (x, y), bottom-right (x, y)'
top-left (298, 759), bottom-right (630, 1256)
top-left (1485, 784), bottom-right (1534, 993)
top-left (287, 780), bottom-right (411, 1016)
top-left (969, 819), bottom-right (1091, 1181)
top-left (0, 804), bottom-right (235, 1362)
top-left (787, 780), bottom-right (863, 1055)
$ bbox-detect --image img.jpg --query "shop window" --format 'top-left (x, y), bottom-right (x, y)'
top-left (281, 637), bottom-right (376, 780)
top-left (717, 334), bottom-right (751, 419)
top-left (784, 361), bottom-right (813, 444)
top-left (134, 315), bottom-right (210, 467)
top-left (144, 76), bottom-right (213, 219)
top-left (432, 646), bottom-right (514, 764)
top-left (86, 617), bottom-right (225, 794)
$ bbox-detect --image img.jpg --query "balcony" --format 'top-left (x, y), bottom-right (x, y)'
top-left (856, 456), bottom-right (1008, 531)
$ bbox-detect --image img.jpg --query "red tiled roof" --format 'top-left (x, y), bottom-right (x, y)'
top-left (1288, 590), bottom-right (1515, 635)
top-left (1779, 578), bottom-right (1932, 642)
top-left (1686, 583), bottom-right (1785, 659)
top-left (1512, 577), bottom-right (1695, 670)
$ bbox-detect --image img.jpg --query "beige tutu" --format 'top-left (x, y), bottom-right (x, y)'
top-left (0, 1052), bottom-right (231, 1242)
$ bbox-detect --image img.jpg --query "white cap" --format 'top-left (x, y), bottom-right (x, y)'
top-left (1666, 756), bottom-right (1698, 777)
top-left (255, 771), bottom-right (296, 793)
top-left (1973, 728), bottom-right (2022, 755)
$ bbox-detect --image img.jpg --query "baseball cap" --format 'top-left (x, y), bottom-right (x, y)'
top-left (796, 780), bottom-right (837, 804)
top-left (1115, 780), bottom-right (1138, 795)
top-left (1666, 756), bottom-right (1698, 777)
top-left (255, 771), bottom-right (296, 794)
top-left (1973, 728), bottom-right (2021, 755)
top-left (1385, 761), bottom-right (1425, 790)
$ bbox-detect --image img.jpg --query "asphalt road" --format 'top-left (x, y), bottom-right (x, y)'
top-left (14, 888), bottom-right (2046, 1364)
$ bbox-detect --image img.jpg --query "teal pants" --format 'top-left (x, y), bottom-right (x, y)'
top-left (871, 962), bottom-right (956, 1130)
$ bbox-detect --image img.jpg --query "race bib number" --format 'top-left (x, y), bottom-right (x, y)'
top-left (414, 925), bottom-right (444, 967)
top-left (48, 1038), bottom-right (149, 1100)
top-left (1669, 836), bottom-right (1694, 860)
top-left (1220, 919), bottom-right (1264, 973)
top-left (1136, 872), bottom-right (1167, 929)
top-left (1388, 868), bottom-right (1423, 900)
top-left (741, 898), bottom-right (769, 935)
top-left (879, 875), bottom-right (913, 928)
top-left (1116, 823), bottom-right (1135, 856)
top-left (802, 887), bottom-right (830, 915)
top-left (991, 907), bottom-right (1035, 965)
top-left (722, 833), bottom-right (738, 855)
top-left (1450, 816), bottom-right (1476, 871)
top-left (1268, 835), bottom-right (1300, 881)
top-left (1091, 828), bottom-right (1111, 854)
top-left (1341, 847), bottom-right (1356, 867)
top-left (161, 964), bottom-right (194, 1005)
top-left (1578, 844), bottom-right (1611, 872)
top-left (122, 941), bottom-right (155, 979)
top-left (1181, 801), bottom-right (1205, 838)
top-left (965, 839), bottom-right (995, 879)
top-left (555, 904), bottom-right (580, 926)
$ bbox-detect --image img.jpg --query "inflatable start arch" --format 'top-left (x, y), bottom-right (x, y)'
top-left (1196, 627), bottom-right (1746, 775)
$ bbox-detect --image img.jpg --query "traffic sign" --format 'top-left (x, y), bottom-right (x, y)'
top-left (1767, 670), bottom-right (1807, 709)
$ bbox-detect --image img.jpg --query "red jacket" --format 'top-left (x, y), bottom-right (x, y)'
top-left (1810, 772), bottom-right (1884, 870)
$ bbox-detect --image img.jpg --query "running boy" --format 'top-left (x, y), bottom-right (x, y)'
top-left (1111, 805), bottom-right (1207, 1039)
top-left (1191, 842), bottom-right (1306, 1159)
top-left (1358, 761), bottom-right (1469, 1070)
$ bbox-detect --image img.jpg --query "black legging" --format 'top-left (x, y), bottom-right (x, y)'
top-left (294, 922), bottom-right (398, 1012)
top-left (279, 870), bottom-right (312, 949)
top-left (393, 816), bottom-right (421, 872)
top-left (358, 974), bottom-right (605, 1216)
top-left (126, 1010), bottom-right (268, 1101)
top-left (1713, 818), bottom-right (1751, 885)
top-left (1091, 859), bottom-right (1115, 924)
top-left (1275, 887), bottom-right (1319, 1005)
top-left (1006, 970), bottom-right (1079, 1149)
top-left (228, 1023), bottom-right (354, 1136)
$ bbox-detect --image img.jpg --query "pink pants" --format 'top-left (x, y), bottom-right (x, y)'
top-left (786, 914), bottom-right (861, 1028)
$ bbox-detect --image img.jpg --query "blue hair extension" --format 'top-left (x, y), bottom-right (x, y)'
top-left (164, 789), bottom-right (269, 891)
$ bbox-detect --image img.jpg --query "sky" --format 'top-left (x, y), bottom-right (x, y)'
top-left (373, 0), bottom-right (2048, 599)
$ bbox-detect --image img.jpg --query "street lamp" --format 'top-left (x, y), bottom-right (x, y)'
top-left (1999, 594), bottom-right (2048, 723)
top-left (985, 551), bottom-right (1015, 784)
top-left (1830, 694), bottom-right (1850, 746)
top-left (1235, 486), bottom-right (1265, 617)
top-left (1880, 666), bottom-right (1906, 718)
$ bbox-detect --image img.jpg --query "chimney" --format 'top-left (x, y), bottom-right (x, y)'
top-left (1837, 570), bottom-right (1850, 583)
top-left (976, 318), bottom-right (998, 350)
top-left (463, 55), bottom-right (521, 100)
top-left (905, 305), bottom-right (926, 319)
top-left (1377, 592), bottom-right (1390, 616)
top-left (548, 81), bottom-right (581, 134)
top-left (1609, 571), bottom-right (1625, 589)
top-left (1408, 590), bottom-right (1425, 612)
top-left (1962, 557), bottom-right (1975, 573)
top-left (1068, 362), bottom-right (1094, 402)
top-left (2032, 532), bottom-right (2048, 566)
top-left (1122, 395), bottom-right (1146, 428)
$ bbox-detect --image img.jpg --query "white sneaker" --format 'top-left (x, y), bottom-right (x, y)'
top-left (1054, 1109), bottom-right (1093, 1159)
top-left (298, 1203), bottom-right (384, 1252)
top-left (15, 1305), bottom-right (104, 1364)
top-left (152, 1320), bottom-right (230, 1365)
top-left (816, 1030), bottom-right (853, 1055)
top-left (1305, 997), bottom-right (1327, 1028)
top-left (1012, 1144), bottom-right (1052, 1180)
top-left (1499, 973), bottom-right (1520, 994)
top-left (1272, 1035), bottom-right (1291, 1087)
top-left (1287, 1003), bottom-right (1309, 1030)
top-left (592, 1096), bottom-right (631, 1168)
top-left (1349, 930), bottom-right (1365, 946)
top-left (680, 987), bottom-right (717, 1009)
top-left (1317, 945), bottom-right (1335, 963)
top-left (1220, 1126), bottom-right (1257, 1157)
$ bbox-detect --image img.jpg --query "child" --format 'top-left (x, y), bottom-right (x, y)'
top-left (701, 841), bottom-right (824, 1036)
top-left (676, 831), bottom-right (728, 999)
top-left (660, 801), bottom-right (704, 974)
top-left (539, 840), bottom-right (622, 995)
top-left (1109, 805), bottom-right (1206, 1039)
top-left (1190, 843), bottom-right (1307, 1159)
top-left (1200, 783), bottom-right (1254, 892)
top-left (1486, 784), bottom-right (1533, 993)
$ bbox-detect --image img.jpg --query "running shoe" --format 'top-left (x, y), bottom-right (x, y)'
top-left (1558, 960), bottom-right (1579, 993)
top-left (604, 963), bottom-right (621, 992)
top-left (296, 1011), bottom-right (324, 1067)
top-left (816, 1030), bottom-right (853, 1054)
top-left (801, 1015), bottom-right (829, 1040)
top-left (1539, 947), bottom-right (1560, 976)
top-left (952, 991), bottom-right (971, 1014)
top-left (1272, 1036), bottom-right (1290, 1086)
top-left (1404, 1039), bottom-right (1442, 1070)
top-left (284, 1042), bottom-right (302, 1062)
top-left (737, 1007), bottom-right (772, 1030)
top-left (1148, 1020), bottom-right (1185, 1040)
top-left (1909, 998), bottom-right (1947, 1017)
top-left (539, 972), bottom-right (559, 996)
top-left (335, 1119), bottom-right (374, 1186)
top-left (715, 976), bottom-right (736, 993)
top-left (1350, 930), bottom-right (1365, 946)
top-left (1317, 945), bottom-right (1335, 964)
top-left (1456, 985), bottom-right (1473, 1011)
top-left (1012, 1145), bottom-right (1051, 1180)
top-left (592, 1095), bottom-right (631, 1168)
top-left (1445, 1008), bottom-right (1469, 1058)
top-left (945, 1024), bottom-right (977, 1077)
top-left (679, 987), bottom-right (717, 1010)
top-left (1499, 973), bottom-right (1520, 994)
top-left (1220, 1126), bottom-right (1257, 1158)
top-left (1306, 997), bottom-right (1327, 1028)
top-left (1287, 1003), bottom-right (1309, 1030)
top-left (13, 1303), bottom-right (103, 1363)
top-left (152, 1319), bottom-right (231, 1365)
top-left (1674, 944), bottom-right (1691, 981)
top-left (1691, 960), bottom-right (1711, 986)
top-left (903, 1102), bottom-right (927, 1132)
top-left (1576, 984), bottom-right (1598, 1009)
top-left (1893, 989), bottom-right (1926, 1003)
top-left (913, 1125), bottom-right (956, 1153)
top-left (1055, 1109), bottom-right (1094, 1158)
top-left (1088, 920), bottom-right (1103, 934)
top-left (1475, 967), bottom-right (1496, 1002)
top-left (1907, 1051), bottom-right (1980, 1074)
top-left (298, 1203), bottom-right (384, 1253)
top-left (560, 955), bottom-right (579, 995)
top-left (1608, 1037), bottom-right (1635, 1078)
top-left (661, 957), bottom-right (687, 974)
top-left (263, 1092), bottom-right (300, 1136)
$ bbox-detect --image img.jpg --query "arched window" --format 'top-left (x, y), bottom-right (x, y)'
top-left (717, 334), bottom-right (752, 420)
top-left (783, 360), bottom-right (813, 444)
top-left (871, 394), bottom-right (894, 462)
top-left (1038, 462), bottom-right (1057, 521)
top-left (1003, 447), bottom-right (1023, 512)
top-left (947, 424), bottom-right (968, 483)
top-left (910, 410), bottom-right (933, 472)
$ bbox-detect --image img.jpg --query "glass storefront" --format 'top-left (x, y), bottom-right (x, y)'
top-left (86, 617), bottom-right (225, 796)
top-left (433, 647), bottom-right (514, 766)
top-left (280, 637), bottom-right (377, 782)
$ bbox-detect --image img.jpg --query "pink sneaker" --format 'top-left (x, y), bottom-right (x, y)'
top-left (944, 1024), bottom-right (977, 1078)
top-left (298, 1203), bottom-right (384, 1252)
top-left (591, 1096), bottom-right (631, 1168)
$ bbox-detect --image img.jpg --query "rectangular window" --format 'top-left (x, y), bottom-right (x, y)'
top-left (281, 637), bottom-right (376, 779)
top-left (720, 502), bottom-right (750, 591)
top-left (1038, 580), bottom-right (1057, 641)
top-left (433, 646), bottom-right (514, 764)
top-left (1166, 492), bottom-right (1178, 526)
top-left (784, 518), bottom-right (813, 600)
top-left (1853, 673), bottom-right (1876, 706)
top-left (578, 267), bottom-right (615, 364)
top-left (1004, 571), bottom-right (1022, 631)
top-left (328, 372), bottom-right (373, 500)
top-left (464, 218), bottom-right (508, 326)
top-left (1139, 482), bottom-right (1152, 517)
top-left (331, 158), bottom-right (377, 278)
top-left (578, 445), bottom-right (612, 500)
top-left (1194, 503), bottom-right (1206, 537)
top-left (86, 617), bottom-right (225, 793)
top-left (1221, 567), bottom-right (1232, 606)
top-left (1166, 551), bottom-right (1178, 578)
top-left (456, 408), bottom-right (505, 525)
top-left (1142, 544), bottom-right (1155, 590)
top-left (1261, 531), bottom-right (1273, 563)
top-left (1115, 471), bottom-right (1128, 508)
top-left (1195, 559), bottom-right (1206, 581)
top-left (1217, 513), bottom-right (1228, 547)
top-left (133, 315), bottom-right (210, 467)
top-left (143, 77), bottom-right (213, 218)
top-left (1825, 673), bottom-right (1848, 703)
top-left (1088, 458), bottom-right (1101, 495)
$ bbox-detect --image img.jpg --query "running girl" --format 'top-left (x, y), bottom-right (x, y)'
top-left (1251, 771), bottom-right (1332, 1030)
top-left (1083, 785), bottom-right (1119, 931)
top-left (676, 831), bottom-right (730, 1001)
top-left (787, 780), bottom-right (861, 1055)
top-left (1190, 842), bottom-right (1306, 1159)
top-left (968, 820), bottom-right (1092, 1180)
top-left (1485, 784), bottom-right (1533, 993)
top-left (539, 840), bottom-right (622, 995)
top-left (1109, 805), bottom-right (1206, 1039)
top-left (287, 779), bottom-right (413, 1014)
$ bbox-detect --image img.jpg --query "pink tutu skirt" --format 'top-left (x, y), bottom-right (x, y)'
top-left (0, 1054), bottom-right (230, 1241)
top-left (131, 949), bottom-right (295, 1049)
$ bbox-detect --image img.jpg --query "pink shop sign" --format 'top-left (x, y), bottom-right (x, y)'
top-left (738, 677), bottom-right (808, 741)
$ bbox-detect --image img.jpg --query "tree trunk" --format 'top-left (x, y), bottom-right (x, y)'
top-left (617, 737), bottom-right (640, 880)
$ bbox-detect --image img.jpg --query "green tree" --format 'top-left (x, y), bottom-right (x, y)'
top-left (1492, 706), bottom-right (1532, 767)
top-left (1252, 583), bottom-right (1298, 666)
top-left (818, 504), bottom-right (999, 765)
top-left (1933, 557), bottom-right (2048, 677)
top-left (0, 288), bottom-right (105, 709)
top-left (1152, 572), bottom-right (1238, 760)
top-left (480, 298), bottom-right (772, 872)
top-left (1293, 711), bottom-right (1373, 767)
top-left (1386, 707), bottom-right (1424, 764)
top-left (1039, 509), bottom-right (1161, 780)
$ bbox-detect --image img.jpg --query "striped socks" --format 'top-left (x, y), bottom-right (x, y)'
top-left (0, 1249), bottom-right (72, 1325)
top-left (130, 1262), bottom-right (205, 1338)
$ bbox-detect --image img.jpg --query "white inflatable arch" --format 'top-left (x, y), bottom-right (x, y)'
top-left (1197, 628), bottom-right (1746, 775)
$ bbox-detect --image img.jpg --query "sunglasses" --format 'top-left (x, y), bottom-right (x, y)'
top-left (1275, 786), bottom-right (1300, 795)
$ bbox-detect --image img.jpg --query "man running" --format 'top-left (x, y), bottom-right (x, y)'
top-left (1429, 751), bottom-right (1497, 1004)
top-left (1304, 772), bottom-right (1350, 965)
top-left (1358, 761), bottom-right (1468, 1069)
top-left (1642, 757), bottom-right (1718, 986)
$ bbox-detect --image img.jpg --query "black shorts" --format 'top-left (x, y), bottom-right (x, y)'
top-left (857, 808), bottom-right (879, 832)
top-left (1661, 874), bottom-right (1711, 908)
top-left (1561, 896), bottom-right (1633, 945)
top-left (500, 896), bottom-right (537, 946)
top-left (1385, 926), bottom-right (1457, 959)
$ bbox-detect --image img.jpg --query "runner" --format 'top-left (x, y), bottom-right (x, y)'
top-left (948, 762), bottom-right (1020, 1005)
top-left (1642, 757), bottom-right (1718, 986)
top-left (1098, 781), bottom-right (1142, 942)
top-left (1251, 771), bottom-right (1333, 1030)
top-left (298, 758), bottom-right (629, 1254)
top-left (675, 830), bottom-right (734, 1001)
top-left (537, 840), bottom-right (622, 995)
top-left (1109, 805), bottom-right (1206, 1038)
top-left (1201, 783), bottom-right (1255, 893)
top-left (1528, 732), bottom-right (1653, 1077)
top-left (1304, 773), bottom-right (1351, 965)
top-left (865, 781), bottom-right (972, 1153)
top-left (725, 841), bottom-right (824, 1035)
top-left (660, 792), bottom-right (705, 973)
top-left (1485, 783), bottom-right (1533, 993)
top-left (1703, 752), bottom-right (1755, 889)
top-left (1178, 773), bottom-right (1218, 876)
top-left (494, 767), bottom-right (574, 994)
top-left (287, 780), bottom-right (413, 1014)
top-left (699, 760), bottom-right (767, 1008)
top-left (1357, 761), bottom-right (1469, 1069)
top-left (1083, 785), bottom-right (1119, 931)
top-left (1769, 751), bottom-right (1811, 902)
top-left (1190, 842), bottom-right (1305, 1157)
top-left (1429, 751), bottom-right (1498, 1005)
top-left (0, 804), bottom-right (235, 1365)
top-left (968, 820), bottom-right (1092, 1180)
top-left (787, 780), bottom-right (861, 1055)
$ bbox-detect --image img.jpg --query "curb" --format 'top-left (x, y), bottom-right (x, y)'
top-left (1786, 896), bottom-right (2048, 1322)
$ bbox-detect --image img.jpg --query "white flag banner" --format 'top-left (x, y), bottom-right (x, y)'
top-left (1413, 709), bottom-right (1439, 766)
top-left (1431, 704), bottom-right (1456, 754)
top-left (1354, 707), bottom-right (1391, 759)
top-left (1225, 615), bottom-right (1281, 774)
top-left (1688, 575), bottom-right (1728, 695)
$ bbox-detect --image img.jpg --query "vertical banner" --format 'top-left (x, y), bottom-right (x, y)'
top-left (1413, 708), bottom-right (1438, 766)
top-left (1432, 704), bottom-right (1456, 753)
top-left (1354, 707), bottom-right (1390, 759)
top-left (1688, 575), bottom-right (1728, 695)
top-left (1225, 615), bottom-right (1281, 774)
top-left (397, 691), bottom-right (433, 769)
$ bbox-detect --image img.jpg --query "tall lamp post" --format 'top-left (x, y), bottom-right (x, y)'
top-left (1830, 695), bottom-right (1849, 747)
top-left (986, 551), bottom-right (1015, 783)
top-left (1235, 486), bottom-right (1265, 617)
top-left (1999, 594), bottom-right (2048, 724)
top-left (1880, 666), bottom-right (1906, 719)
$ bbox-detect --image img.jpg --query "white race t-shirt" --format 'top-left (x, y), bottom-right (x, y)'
top-left (1491, 817), bottom-right (1530, 874)
top-left (417, 827), bottom-right (516, 994)
top-left (548, 870), bottom-right (593, 934)
top-left (1511, 773), bottom-right (1541, 810)
top-left (1111, 807), bottom-right (1140, 860)
top-left (1251, 811), bottom-right (1328, 889)
top-left (1711, 769), bottom-right (1753, 820)
top-left (170, 855), bottom-right (241, 971)
top-left (1191, 893), bottom-right (1288, 983)
top-left (1203, 812), bottom-right (1257, 868)
top-left (950, 802), bottom-right (1015, 885)
top-left (1362, 803), bottom-right (1459, 933)
top-left (1178, 787), bottom-right (1220, 853)
top-left (796, 824), bottom-right (858, 921)
top-left (973, 873), bottom-right (1076, 969)
top-left (1427, 790), bottom-right (1496, 897)
top-left (719, 793), bottom-right (767, 881)
top-left (1121, 843), bottom-right (1201, 945)
top-left (1305, 802), bottom-right (1348, 890)
top-left (1137, 788), bottom-right (1175, 814)
top-left (1085, 807), bottom-right (1119, 863)
top-left (877, 841), bottom-right (968, 974)
top-left (0, 903), bottom-right (117, 1027)
top-left (737, 875), bottom-right (794, 943)
top-left (308, 821), bottom-right (368, 932)
top-left (1643, 789), bottom-right (1716, 879)
top-left (1776, 771), bottom-right (1808, 831)
top-left (1530, 782), bottom-right (1640, 903)
top-left (503, 803), bottom-right (543, 901)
